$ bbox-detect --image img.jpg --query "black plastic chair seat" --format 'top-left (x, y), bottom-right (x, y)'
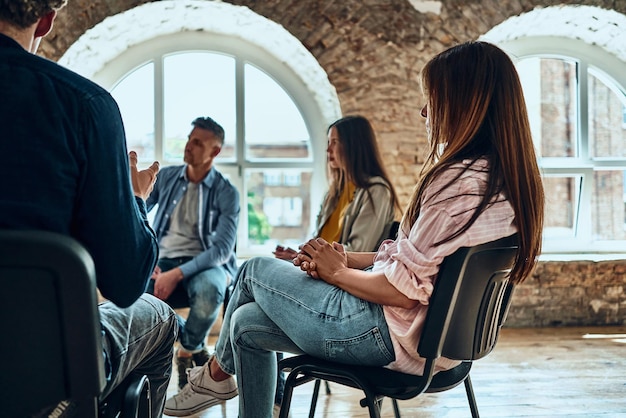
top-left (281, 355), bottom-right (471, 399)
top-left (426, 361), bottom-right (472, 392)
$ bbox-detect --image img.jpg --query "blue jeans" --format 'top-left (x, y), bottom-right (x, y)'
top-left (214, 257), bottom-right (395, 418)
top-left (147, 257), bottom-right (228, 352)
top-left (99, 293), bottom-right (178, 417)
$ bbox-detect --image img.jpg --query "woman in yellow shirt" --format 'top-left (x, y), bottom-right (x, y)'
top-left (271, 115), bottom-right (400, 414)
top-left (274, 115), bottom-right (400, 260)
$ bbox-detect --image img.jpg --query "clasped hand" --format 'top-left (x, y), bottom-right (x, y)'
top-left (151, 266), bottom-right (182, 300)
top-left (294, 237), bottom-right (347, 282)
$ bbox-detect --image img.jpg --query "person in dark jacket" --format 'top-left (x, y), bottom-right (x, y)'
top-left (0, 1), bottom-right (178, 416)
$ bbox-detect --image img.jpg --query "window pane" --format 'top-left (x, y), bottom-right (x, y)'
top-left (588, 69), bottom-right (626, 158)
top-left (543, 176), bottom-right (581, 239)
top-left (163, 52), bottom-right (236, 163)
top-left (246, 169), bottom-right (313, 252)
top-left (111, 62), bottom-right (155, 164)
top-left (263, 197), bottom-right (283, 226)
top-left (244, 63), bottom-right (310, 160)
top-left (261, 197), bottom-right (302, 227)
top-left (282, 197), bottom-right (303, 226)
top-left (517, 57), bottom-right (578, 157)
top-left (591, 170), bottom-right (626, 240)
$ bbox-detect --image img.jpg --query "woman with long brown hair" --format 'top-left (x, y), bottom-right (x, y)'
top-left (164, 41), bottom-right (544, 418)
top-left (273, 115), bottom-right (400, 412)
top-left (274, 115), bottom-right (401, 261)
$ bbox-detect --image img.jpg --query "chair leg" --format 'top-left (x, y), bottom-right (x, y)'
top-left (378, 398), bottom-right (401, 418)
top-left (279, 376), bottom-right (296, 418)
top-left (308, 379), bottom-right (322, 418)
top-left (392, 398), bottom-right (401, 418)
top-left (324, 380), bottom-right (331, 395)
top-left (359, 395), bottom-right (383, 418)
top-left (370, 397), bottom-right (383, 418)
top-left (464, 376), bottom-right (479, 418)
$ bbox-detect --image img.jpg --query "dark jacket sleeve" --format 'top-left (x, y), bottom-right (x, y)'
top-left (72, 91), bottom-right (158, 307)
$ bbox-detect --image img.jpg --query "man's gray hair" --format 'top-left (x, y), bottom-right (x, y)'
top-left (0, 0), bottom-right (67, 29)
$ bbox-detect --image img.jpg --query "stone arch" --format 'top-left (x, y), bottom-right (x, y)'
top-left (482, 5), bottom-right (626, 81)
top-left (58, 0), bottom-right (341, 125)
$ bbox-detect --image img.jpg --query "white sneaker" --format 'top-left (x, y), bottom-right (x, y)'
top-left (163, 383), bottom-right (224, 417)
top-left (186, 364), bottom-right (238, 399)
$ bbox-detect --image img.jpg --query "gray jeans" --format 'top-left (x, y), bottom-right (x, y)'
top-left (100, 293), bottom-right (178, 417)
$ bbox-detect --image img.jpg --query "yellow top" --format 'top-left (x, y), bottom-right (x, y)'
top-left (318, 182), bottom-right (356, 243)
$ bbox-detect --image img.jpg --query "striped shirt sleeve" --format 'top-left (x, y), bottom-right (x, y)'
top-left (372, 159), bottom-right (517, 375)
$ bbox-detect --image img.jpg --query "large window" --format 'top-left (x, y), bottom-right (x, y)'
top-left (104, 33), bottom-right (331, 257)
top-left (59, 2), bottom-right (342, 258)
top-left (512, 41), bottom-right (626, 253)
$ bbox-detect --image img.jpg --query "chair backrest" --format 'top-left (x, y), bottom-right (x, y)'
top-left (0, 230), bottom-right (106, 417)
top-left (387, 220), bottom-right (400, 240)
top-left (418, 234), bottom-right (519, 362)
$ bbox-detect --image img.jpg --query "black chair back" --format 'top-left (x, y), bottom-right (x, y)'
top-left (419, 234), bottom-right (518, 362)
top-left (387, 220), bottom-right (400, 241)
top-left (0, 230), bottom-right (106, 417)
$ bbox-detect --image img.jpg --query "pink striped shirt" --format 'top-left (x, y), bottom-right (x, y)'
top-left (372, 158), bottom-right (517, 375)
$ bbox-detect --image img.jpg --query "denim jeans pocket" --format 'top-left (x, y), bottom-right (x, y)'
top-left (324, 326), bottom-right (394, 366)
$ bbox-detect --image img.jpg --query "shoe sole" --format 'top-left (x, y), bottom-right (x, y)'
top-left (163, 397), bottom-right (224, 417)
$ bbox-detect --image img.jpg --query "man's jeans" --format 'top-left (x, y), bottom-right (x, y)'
top-left (147, 257), bottom-right (228, 352)
top-left (99, 294), bottom-right (178, 417)
top-left (214, 256), bottom-right (395, 418)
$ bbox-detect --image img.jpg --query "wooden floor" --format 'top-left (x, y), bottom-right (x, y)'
top-left (163, 326), bottom-right (626, 417)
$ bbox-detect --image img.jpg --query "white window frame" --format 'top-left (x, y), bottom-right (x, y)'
top-left (500, 36), bottom-right (626, 254)
top-left (59, 1), bottom-right (344, 258)
top-left (91, 31), bottom-right (332, 257)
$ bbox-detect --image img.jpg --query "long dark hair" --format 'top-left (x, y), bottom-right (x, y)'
top-left (403, 41), bottom-right (544, 284)
top-left (325, 115), bottom-right (400, 215)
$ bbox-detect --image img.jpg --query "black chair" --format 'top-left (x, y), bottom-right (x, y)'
top-left (303, 219), bottom-right (402, 416)
top-left (0, 230), bottom-right (150, 418)
top-left (279, 233), bottom-right (519, 418)
top-left (100, 373), bottom-right (152, 418)
top-left (387, 220), bottom-right (400, 243)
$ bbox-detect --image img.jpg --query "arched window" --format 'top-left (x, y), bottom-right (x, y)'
top-left (484, 6), bottom-right (626, 254)
top-left (59, 2), bottom-right (342, 257)
top-left (516, 51), bottom-right (626, 252)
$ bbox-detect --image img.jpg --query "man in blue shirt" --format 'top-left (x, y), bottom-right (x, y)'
top-left (146, 116), bottom-right (240, 390)
top-left (0, 1), bottom-right (178, 416)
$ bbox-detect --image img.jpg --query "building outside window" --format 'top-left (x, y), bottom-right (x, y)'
top-left (513, 43), bottom-right (626, 253)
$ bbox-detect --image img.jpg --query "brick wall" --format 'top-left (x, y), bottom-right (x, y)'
top-left (38, 0), bottom-right (626, 327)
top-left (508, 259), bottom-right (626, 327)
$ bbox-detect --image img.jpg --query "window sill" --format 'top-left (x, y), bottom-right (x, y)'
top-left (539, 253), bottom-right (626, 262)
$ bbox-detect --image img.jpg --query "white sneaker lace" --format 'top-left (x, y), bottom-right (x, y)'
top-left (178, 384), bottom-right (196, 402)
